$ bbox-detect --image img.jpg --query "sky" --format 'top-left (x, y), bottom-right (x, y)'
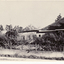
top-left (0, 0), bottom-right (64, 29)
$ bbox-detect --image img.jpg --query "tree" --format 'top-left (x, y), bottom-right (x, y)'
top-left (14, 26), bottom-right (23, 33)
top-left (14, 26), bottom-right (19, 32)
top-left (5, 29), bottom-right (18, 48)
top-left (55, 14), bottom-right (62, 22)
top-left (18, 27), bottom-right (23, 33)
top-left (5, 25), bottom-right (12, 31)
top-left (0, 25), bottom-right (3, 31)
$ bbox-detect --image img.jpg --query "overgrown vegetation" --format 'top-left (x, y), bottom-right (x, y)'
top-left (0, 14), bottom-right (64, 52)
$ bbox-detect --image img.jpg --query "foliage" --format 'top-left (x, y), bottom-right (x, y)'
top-left (0, 25), bottom-right (4, 31)
top-left (34, 31), bottom-right (64, 51)
top-left (0, 14), bottom-right (64, 51)
top-left (14, 26), bottom-right (23, 33)
top-left (55, 14), bottom-right (62, 22)
top-left (5, 29), bottom-right (18, 47)
top-left (5, 25), bottom-right (12, 31)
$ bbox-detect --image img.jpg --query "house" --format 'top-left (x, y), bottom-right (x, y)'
top-left (17, 32), bottom-right (36, 41)
top-left (17, 25), bottom-right (46, 43)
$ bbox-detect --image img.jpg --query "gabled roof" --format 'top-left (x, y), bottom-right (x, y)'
top-left (41, 18), bottom-right (64, 30)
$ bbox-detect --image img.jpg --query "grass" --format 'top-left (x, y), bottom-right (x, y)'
top-left (0, 54), bottom-right (64, 60)
top-left (0, 45), bottom-right (64, 60)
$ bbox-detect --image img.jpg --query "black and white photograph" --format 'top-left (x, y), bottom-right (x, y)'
top-left (0, 0), bottom-right (64, 62)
